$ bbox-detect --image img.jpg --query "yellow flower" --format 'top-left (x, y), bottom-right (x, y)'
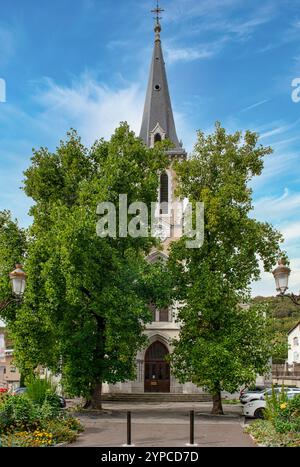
top-left (280, 402), bottom-right (287, 409)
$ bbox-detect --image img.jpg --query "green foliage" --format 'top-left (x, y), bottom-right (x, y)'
top-left (0, 123), bottom-right (169, 402)
top-left (0, 390), bottom-right (82, 446)
top-left (0, 396), bottom-right (39, 433)
top-left (38, 397), bottom-right (61, 420)
top-left (0, 416), bottom-right (83, 447)
top-left (25, 376), bottom-right (57, 406)
top-left (252, 296), bottom-right (300, 361)
top-left (168, 123), bottom-right (283, 401)
top-left (264, 387), bottom-right (300, 434)
top-left (264, 385), bottom-right (288, 424)
top-left (245, 419), bottom-right (300, 447)
top-left (0, 211), bottom-right (27, 323)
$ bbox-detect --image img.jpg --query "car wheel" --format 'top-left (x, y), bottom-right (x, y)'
top-left (254, 408), bottom-right (265, 419)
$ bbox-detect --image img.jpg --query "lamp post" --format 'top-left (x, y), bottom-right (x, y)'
top-left (272, 259), bottom-right (300, 306)
top-left (0, 264), bottom-right (27, 312)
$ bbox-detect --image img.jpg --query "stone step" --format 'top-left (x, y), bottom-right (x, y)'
top-left (101, 393), bottom-right (212, 402)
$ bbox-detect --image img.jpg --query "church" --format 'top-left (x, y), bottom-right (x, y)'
top-left (103, 9), bottom-right (202, 395)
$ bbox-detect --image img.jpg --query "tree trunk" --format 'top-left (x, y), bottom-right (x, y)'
top-left (19, 373), bottom-right (25, 388)
top-left (89, 381), bottom-right (103, 410)
top-left (211, 389), bottom-right (223, 415)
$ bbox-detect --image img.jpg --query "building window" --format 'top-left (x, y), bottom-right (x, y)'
top-left (10, 366), bottom-right (16, 373)
top-left (160, 172), bottom-right (169, 214)
top-left (154, 133), bottom-right (162, 143)
top-left (148, 303), bottom-right (156, 322)
top-left (293, 352), bottom-right (299, 362)
top-left (159, 308), bottom-right (169, 322)
top-left (293, 337), bottom-right (299, 346)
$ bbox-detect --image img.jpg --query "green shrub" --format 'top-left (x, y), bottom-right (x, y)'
top-left (264, 385), bottom-right (288, 423)
top-left (264, 387), bottom-right (300, 434)
top-left (0, 395), bottom-right (39, 433)
top-left (245, 419), bottom-right (300, 447)
top-left (40, 418), bottom-right (79, 444)
top-left (287, 394), bottom-right (300, 417)
top-left (25, 376), bottom-right (57, 406)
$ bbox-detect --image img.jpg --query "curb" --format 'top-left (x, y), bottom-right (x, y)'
top-left (196, 412), bottom-right (242, 420)
top-left (248, 433), bottom-right (265, 447)
top-left (55, 441), bottom-right (69, 447)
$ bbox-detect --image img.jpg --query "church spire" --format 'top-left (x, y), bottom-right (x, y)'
top-left (140, 3), bottom-right (183, 152)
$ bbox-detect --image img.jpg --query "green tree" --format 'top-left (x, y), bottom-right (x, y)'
top-left (2, 123), bottom-right (170, 409)
top-left (0, 211), bottom-right (27, 318)
top-left (168, 123), bottom-right (283, 414)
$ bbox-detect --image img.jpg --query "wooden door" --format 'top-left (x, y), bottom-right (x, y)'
top-left (144, 341), bottom-right (170, 393)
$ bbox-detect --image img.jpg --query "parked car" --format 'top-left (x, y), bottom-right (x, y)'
top-left (12, 386), bottom-right (66, 408)
top-left (240, 386), bottom-right (300, 404)
top-left (239, 385), bottom-right (265, 397)
top-left (243, 391), bottom-right (300, 419)
top-left (12, 387), bottom-right (27, 395)
top-left (243, 399), bottom-right (267, 419)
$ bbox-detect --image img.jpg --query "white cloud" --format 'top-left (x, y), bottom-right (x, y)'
top-left (253, 189), bottom-right (300, 223)
top-left (259, 122), bottom-right (296, 140)
top-left (281, 222), bottom-right (300, 244)
top-left (250, 150), bottom-right (299, 190)
top-left (165, 46), bottom-right (214, 64)
top-left (240, 99), bottom-right (269, 113)
top-left (251, 189), bottom-right (300, 298)
top-left (34, 76), bottom-right (145, 146)
top-left (165, 37), bottom-right (228, 64)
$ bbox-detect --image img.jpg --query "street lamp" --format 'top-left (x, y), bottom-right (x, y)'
top-left (272, 259), bottom-right (300, 306)
top-left (0, 264), bottom-right (27, 312)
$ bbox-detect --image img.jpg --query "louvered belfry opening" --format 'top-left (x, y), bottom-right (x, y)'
top-left (160, 171), bottom-right (169, 214)
top-left (154, 133), bottom-right (162, 143)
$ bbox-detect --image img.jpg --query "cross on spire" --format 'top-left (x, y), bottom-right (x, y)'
top-left (151, 1), bottom-right (164, 24)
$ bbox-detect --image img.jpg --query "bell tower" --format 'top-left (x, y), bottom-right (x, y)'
top-left (140, 2), bottom-right (186, 248)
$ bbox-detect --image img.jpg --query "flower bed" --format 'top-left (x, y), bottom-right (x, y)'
top-left (245, 419), bottom-right (300, 447)
top-left (0, 379), bottom-right (83, 447)
top-left (245, 389), bottom-right (300, 447)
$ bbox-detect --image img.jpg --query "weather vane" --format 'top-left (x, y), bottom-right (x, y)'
top-left (151, 1), bottom-right (164, 24)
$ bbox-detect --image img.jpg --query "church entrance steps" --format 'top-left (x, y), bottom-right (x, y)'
top-left (101, 393), bottom-right (212, 402)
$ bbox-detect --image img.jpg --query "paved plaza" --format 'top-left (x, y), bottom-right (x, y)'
top-left (67, 402), bottom-right (256, 448)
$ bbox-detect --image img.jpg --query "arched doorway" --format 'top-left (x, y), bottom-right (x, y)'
top-left (144, 341), bottom-right (170, 393)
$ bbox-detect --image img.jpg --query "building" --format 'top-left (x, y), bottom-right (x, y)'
top-left (0, 332), bottom-right (20, 391)
top-left (288, 321), bottom-right (300, 365)
top-left (103, 16), bottom-right (202, 395)
top-left (272, 321), bottom-right (300, 388)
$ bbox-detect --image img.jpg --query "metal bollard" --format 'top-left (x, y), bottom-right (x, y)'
top-left (127, 411), bottom-right (132, 446)
top-left (190, 410), bottom-right (194, 445)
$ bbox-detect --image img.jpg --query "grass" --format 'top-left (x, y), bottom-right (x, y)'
top-left (221, 399), bottom-right (241, 405)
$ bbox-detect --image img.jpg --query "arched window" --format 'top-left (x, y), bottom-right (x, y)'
top-left (160, 172), bottom-right (169, 214)
top-left (293, 337), bottom-right (299, 346)
top-left (154, 133), bottom-right (162, 143)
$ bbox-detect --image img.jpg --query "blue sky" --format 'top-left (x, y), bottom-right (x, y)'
top-left (0, 0), bottom-right (300, 297)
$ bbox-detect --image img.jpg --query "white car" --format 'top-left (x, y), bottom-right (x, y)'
top-left (240, 387), bottom-right (299, 404)
top-left (243, 399), bottom-right (266, 419)
top-left (243, 391), bottom-right (300, 419)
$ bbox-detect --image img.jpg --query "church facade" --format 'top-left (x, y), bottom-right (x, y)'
top-left (103, 17), bottom-right (202, 395)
